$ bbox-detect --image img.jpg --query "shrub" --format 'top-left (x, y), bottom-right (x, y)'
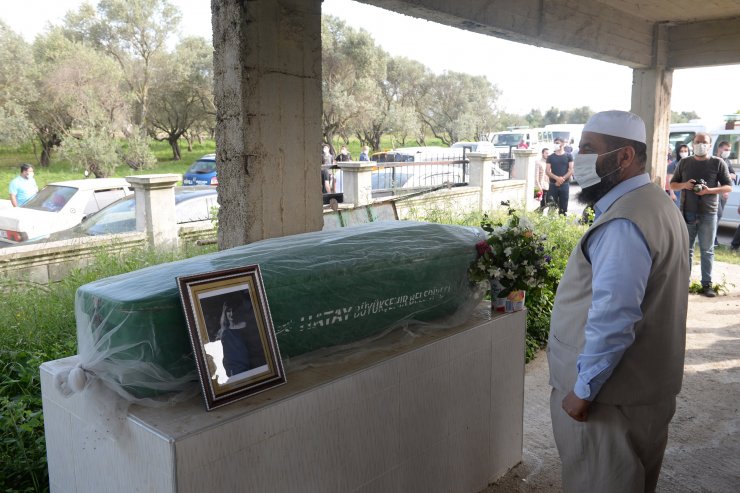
top-left (0, 243), bottom-right (216, 493)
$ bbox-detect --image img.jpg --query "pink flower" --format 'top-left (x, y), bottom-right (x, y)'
top-left (476, 240), bottom-right (492, 257)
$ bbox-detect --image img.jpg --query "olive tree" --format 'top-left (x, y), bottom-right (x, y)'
top-left (63, 0), bottom-right (181, 129)
top-left (0, 21), bottom-right (35, 147)
top-left (147, 37), bottom-right (213, 160)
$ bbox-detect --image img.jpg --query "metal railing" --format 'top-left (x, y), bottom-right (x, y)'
top-left (322, 155), bottom-right (512, 200)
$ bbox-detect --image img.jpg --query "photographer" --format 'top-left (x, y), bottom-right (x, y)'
top-left (669, 132), bottom-right (733, 297)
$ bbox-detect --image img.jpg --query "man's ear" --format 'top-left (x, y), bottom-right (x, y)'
top-left (622, 146), bottom-right (636, 166)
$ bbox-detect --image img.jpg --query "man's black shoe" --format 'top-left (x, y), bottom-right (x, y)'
top-left (702, 286), bottom-right (717, 298)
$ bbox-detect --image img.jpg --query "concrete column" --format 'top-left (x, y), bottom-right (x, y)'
top-left (212, 0), bottom-right (323, 249)
top-left (511, 149), bottom-right (539, 210)
top-left (125, 174), bottom-right (180, 249)
top-left (467, 152), bottom-right (493, 211)
top-left (631, 23), bottom-right (672, 187)
top-left (337, 162), bottom-right (375, 206)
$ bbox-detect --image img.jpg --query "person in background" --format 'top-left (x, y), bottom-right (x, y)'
top-left (359, 145), bottom-right (370, 161)
top-left (670, 132), bottom-right (732, 297)
top-left (667, 144), bottom-right (689, 207)
top-left (336, 145), bottom-right (352, 162)
top-left (9, 164), bottom-right (38, 207)
top-left (714, 140), bottom-right (736, 246)
top-left (321, 144), bottom-right (334, 165)
top-left (535, 147), bottom-right (550, 209)
top-left (548, 110), bottom-right (689, 492)
top-left (517, 138), bottom-right (529, 149)
top-left (545, 138), bottom-right (574, 215)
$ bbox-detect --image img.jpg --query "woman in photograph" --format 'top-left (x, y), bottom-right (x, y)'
top-left (217, 301), bottom-right (251, 377)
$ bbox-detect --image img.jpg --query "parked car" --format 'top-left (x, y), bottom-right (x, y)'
top-left (0, 178), bottom-right (133, 245)
top-left (42, 186), bottom-right (218, 241)
top-left (183, 154), bottom-right (217, 186)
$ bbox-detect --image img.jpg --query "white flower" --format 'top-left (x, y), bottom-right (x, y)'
top-left (504, 247), bottom-right (512, 257)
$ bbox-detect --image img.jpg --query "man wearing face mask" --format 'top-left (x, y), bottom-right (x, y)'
top-left (714, 141), bottom-right (736, 245)
top-left (669, 132), bottom-right (732, 297)
top-left (548, 111), bottom-right (689, 492)
top-left (9, 164), bottom-right (38, 207)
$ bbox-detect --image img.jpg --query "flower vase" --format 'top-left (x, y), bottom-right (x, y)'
top-left (489, 279), bottom-right (506, 312)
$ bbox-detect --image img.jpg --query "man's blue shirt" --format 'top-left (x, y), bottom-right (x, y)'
top-left (574, 173), bottom-right (653, 400)
top-left (9, 175), bottom-right (38, 206)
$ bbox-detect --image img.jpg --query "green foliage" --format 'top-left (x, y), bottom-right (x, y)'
top-left (415, 204), bottom-right (587, 362)
top-left (119, 129), bottom-right (157, 171)
top-left (60, 128), bottom-right (120, 178)
top-left (0, 243), bottom-right (216, 493)
top-left (688, 275), bottom-right (734, 296)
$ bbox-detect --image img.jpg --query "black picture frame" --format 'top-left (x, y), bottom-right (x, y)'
top-left (177, 265), bottom-right (286, 411)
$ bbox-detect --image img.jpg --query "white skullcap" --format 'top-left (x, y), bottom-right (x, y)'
top-left (583, 110), bottom-right (646, 144)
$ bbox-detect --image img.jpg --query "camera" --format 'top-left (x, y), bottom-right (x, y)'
top-left (692, 179), bottom-right (707, 193)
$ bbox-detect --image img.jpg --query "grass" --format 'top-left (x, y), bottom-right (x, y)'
top-left (0, 140), bottom-right (216, 197)
top-left (0, 242), bottom-right (217, 493)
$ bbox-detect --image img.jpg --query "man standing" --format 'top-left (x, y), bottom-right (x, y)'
top-left (9, 164), bottom-right (38, 207)
top-left (714, 140), bottom-right (736, 245)
top-left (670, 132), bottom-right (732, 296)
top-left (548, 111), bottom-right (689, 492)
top-left (545, 138), bottom-right (573, 214)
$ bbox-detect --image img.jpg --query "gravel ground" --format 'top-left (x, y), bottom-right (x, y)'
top-left (482, 260), bottom-right (740, 493)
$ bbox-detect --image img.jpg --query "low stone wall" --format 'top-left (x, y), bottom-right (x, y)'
top-left (0, 224), bottom-right (216, 285)
top-left (393, 181), bottom-right (526, 220)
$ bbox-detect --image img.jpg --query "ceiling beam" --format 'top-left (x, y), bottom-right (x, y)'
top-left (362, 0), bottom-right (654, 67)
top-left (667, 17), bottom-right (740, 68)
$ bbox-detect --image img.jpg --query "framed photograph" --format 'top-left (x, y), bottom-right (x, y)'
top-left (177, 265), bottom-right (286, 411)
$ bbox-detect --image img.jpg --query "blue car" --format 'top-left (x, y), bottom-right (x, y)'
top-left (183, 154), bottom-right (217, 186)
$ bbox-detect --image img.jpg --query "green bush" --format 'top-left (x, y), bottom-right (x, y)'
top-left (0, 243), bottom-right (216, 493)
top-left (415, 205), bottom-right (587, 362)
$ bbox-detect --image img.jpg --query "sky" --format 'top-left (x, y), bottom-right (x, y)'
top-left (2, 0), bottom-right (739, 127)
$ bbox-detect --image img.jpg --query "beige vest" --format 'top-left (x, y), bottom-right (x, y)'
top-left (547, 182), bottom-right (689, 405)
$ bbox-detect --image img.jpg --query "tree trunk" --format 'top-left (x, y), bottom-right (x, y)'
top-left (39, 137), bottom-right (58, 168)
top-left (184, 132), bottom-right (193, 152)
top-left (169, 136), bottom-right (182, 160)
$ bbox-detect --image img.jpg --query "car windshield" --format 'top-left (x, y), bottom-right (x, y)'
top-left (551, 131), bottom-right (570, 142)
top-left (81, 196), bottom-right (137, 235)
top-left (22, 185), bottom-right (76, 212)
top-left (491, 134), bottom-right (524, 146)
top-left (78, 189), bottom-right (218, 236)
top-left (187, 160), bottom-right (216, 173)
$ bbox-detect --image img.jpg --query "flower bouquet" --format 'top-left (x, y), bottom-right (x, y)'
top-left (468, 209), bottom-right (553, 311)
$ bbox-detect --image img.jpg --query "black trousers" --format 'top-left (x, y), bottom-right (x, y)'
top-left (547, 181), bottom-right (570, 215)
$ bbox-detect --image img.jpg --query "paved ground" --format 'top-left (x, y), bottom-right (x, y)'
top-left (482, 260), bottom-right (740, 492)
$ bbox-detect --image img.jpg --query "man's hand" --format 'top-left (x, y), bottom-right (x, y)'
top-left (562, 391), bottom-right (591, 422)
top-left (555, 177), bottom-right (564, 187)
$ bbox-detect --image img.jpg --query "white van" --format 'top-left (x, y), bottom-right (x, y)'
top-left (669, 121), bottom-right (712, 156)
top-left (544, 124), bottom-right (584, 153)
top-left (711, 123), bottom-right (740, 227)
top-left (486, 128), bottom-right (554, 158)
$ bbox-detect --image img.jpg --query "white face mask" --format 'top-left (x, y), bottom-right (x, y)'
top-left (27, 171), bottom-right (34, 179)
top-left (573, 148), bottom-right (623, 189)
top-left (720, 150), bottom-right (730, 159)
top-left (679, 152), bottom-right (689, 159)
top-left (693, 143), bottom-right (710, 156)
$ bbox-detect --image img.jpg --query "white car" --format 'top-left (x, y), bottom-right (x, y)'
top-left (0, 178), bottom-right (133, 244)
top-left (719, 176), bottom-right (740, 228)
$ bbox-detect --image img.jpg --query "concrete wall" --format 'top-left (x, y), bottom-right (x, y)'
top-left (42, 308), bottom-right (526, 493)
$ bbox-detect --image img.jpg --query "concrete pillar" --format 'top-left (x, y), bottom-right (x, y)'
top-left (337, 162), bottom-right (375, 206)
top-left (212, 0), bottom-right (323, 249)
top-left (631, 23), bottom-right (672, 188)
top-left (467, 152), bottom-right (494, 211)
top-left (125, 174), bottom-right (180, 248)
top-left (511, 149), bottom-right (538, 210)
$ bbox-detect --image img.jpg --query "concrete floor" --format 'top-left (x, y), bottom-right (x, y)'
top-left (482, 260), bottom-right (740, 492)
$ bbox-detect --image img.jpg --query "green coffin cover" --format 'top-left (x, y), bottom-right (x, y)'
top-left (74, 221), bottom-right (483, 399)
